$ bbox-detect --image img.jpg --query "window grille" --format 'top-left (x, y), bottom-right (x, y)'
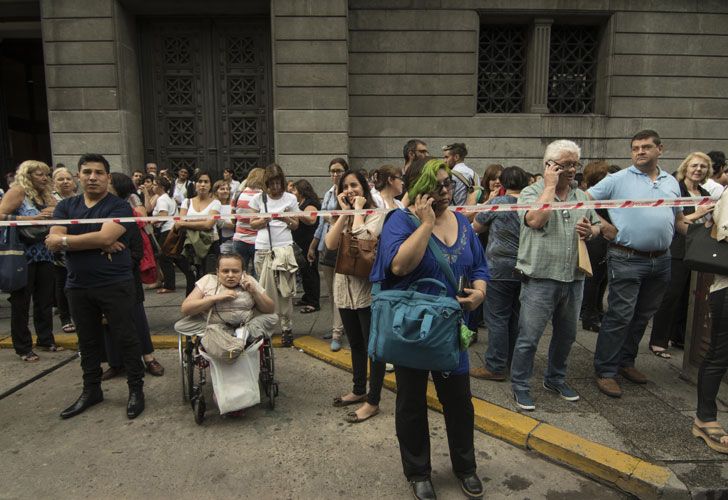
top-left (547, 26), bottom-right (599, 114)
top-left (477, 25), bottom-right (527, 113)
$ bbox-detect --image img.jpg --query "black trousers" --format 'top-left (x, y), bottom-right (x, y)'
top-left (696, 287), bottom-right (728, 422)
top-left (394, 366), bottom-right (476, 481)
top-left (158, 230), bottom-right (196, 295)
top-left (339, 307), bottom-right (385, 406)
top-left (105, 301), bottom-right (155, 367)
top-left (9, 261), bottom-right (55, 355)
top-left (299, 254), bottom-right (321, 308)
top-left (649, 258), bottom-right (690, 348)
top-left (581, 236), bottom-right (609, 323)
top-left (66, 280), bottom-right (144, 389)
top-left (53, 263), bottom-right (72, 325)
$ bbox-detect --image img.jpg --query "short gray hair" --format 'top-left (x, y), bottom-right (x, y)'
top-left (542, 140), bottom-right (581, 170)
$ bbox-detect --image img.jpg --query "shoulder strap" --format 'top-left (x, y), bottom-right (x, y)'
top-left (450, 169), bottom-right (474, 193)
top-left (407, 212), bottom-right (457, 290)
top-left (262, 192), bottom-right (274, 249)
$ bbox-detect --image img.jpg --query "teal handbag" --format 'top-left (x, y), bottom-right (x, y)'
top-left (368, 216), bottom-right (463, 372)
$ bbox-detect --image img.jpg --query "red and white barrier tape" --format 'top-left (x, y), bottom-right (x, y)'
top-left (0, 196), bottom-right (716, 227)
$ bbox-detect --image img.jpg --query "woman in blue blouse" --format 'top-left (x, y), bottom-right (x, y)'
top-left (370, 159), bottom-right (489, 500)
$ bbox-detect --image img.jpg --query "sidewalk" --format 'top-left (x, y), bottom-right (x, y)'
top-left (1, 280), bottom-right (727, 497)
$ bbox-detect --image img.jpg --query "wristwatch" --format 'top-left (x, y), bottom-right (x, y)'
top-left (61, 236), bottom-right (68, 249)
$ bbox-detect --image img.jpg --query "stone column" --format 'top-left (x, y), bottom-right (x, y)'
top-left (525, 18), bottom-right (552, 114)
top-left (40, 0), bottom-right (143, 172)
top-left (271, 0), bottom-right (349, 193)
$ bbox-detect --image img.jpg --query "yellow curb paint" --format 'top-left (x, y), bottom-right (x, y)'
top-left (292, 335), bottom-right (679, 498)
top-left (528, 423), bottom-right (640, 486)
top-left (0, 333), bottom-right (284, 350)
top-left (472, 397), bottom-right (538, 449)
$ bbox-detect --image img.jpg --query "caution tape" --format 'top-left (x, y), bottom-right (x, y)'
top-left (0, 196), bottom-right (716, 227)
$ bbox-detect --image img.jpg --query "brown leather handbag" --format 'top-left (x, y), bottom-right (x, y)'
top-left (161, 226), bottom-right (186, 257)
top-left (334, 231), bottom-right (378, 279)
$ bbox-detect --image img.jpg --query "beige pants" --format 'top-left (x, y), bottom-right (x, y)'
top-left (254, 251), bottom-right (293, 332)
top-left (320, 264), bottom-right (343, 340)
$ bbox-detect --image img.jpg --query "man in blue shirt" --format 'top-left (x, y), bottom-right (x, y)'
top-left (588, 130), bottom-right (689, 398)
top-left (46, 153), bottom-right (145, 419)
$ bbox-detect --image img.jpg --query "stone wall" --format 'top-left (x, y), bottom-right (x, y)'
top-left (271, 0), bottom-right (349, 193)
top-left (40, 0), bottom-right (143, 172)
top-left (348, 0), bottom-right (728, 175)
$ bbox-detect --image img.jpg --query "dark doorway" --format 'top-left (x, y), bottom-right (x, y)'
top-left (0, 39), bottom-right (51, 189)
top-left (139, 18), bottom-right (273, 180)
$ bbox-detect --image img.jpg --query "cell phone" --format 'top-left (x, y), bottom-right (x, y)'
top-left (457, 276), bottom-right (469, 297)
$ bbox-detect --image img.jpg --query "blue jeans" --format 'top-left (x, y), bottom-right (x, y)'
top-left (483, 280), bottom-right (521, 374)
top-left (510, 278), bottom-right (583, 392)
top-left (594, 248), bottom-right (671, 378)
top-left (232, 240), bottom-right (256, 278)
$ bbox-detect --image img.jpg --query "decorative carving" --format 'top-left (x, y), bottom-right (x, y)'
top-left (230, 118), bottom-right (258, 147)
top-left (163, 36), bottom-right (191, 65)
top-left (547, 26), bottom-right (598, 114)
top-left (477, 25), bottom-right (527, 113)
top-left (229, 76), bottom-right (257, 107)
top-left (167, 118), bottom-right (196, 147)
top-left (227, 37), bottom-right (255, 65)
top-left (231, 158), bottom-right (258, 179)
top-left (165, 77), bottom-right (193, 106)
top-left (169, 158), bottom-right (196, 174)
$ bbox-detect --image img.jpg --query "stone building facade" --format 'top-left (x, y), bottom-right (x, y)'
top-left (0, 0), bottom-right (727, 192)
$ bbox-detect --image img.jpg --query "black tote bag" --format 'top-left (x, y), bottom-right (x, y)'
top-left (0, 227), bottom-right (28, 292)
top-left (684, 223), bottom-right (728, 275)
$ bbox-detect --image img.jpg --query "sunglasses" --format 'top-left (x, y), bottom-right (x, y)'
top-left (431, 177), bottom-right (452, 192)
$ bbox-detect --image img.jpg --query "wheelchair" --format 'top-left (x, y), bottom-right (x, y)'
top-left (178, 332), bottom-right (278, 425)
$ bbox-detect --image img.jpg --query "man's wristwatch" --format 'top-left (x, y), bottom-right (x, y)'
top-left (61, 236), bottom-right (68, 249)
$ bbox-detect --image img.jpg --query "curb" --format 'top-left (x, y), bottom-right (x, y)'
top-left (0, 333), bottom-right (284, 351)
top-left (292, 335), bottom-right (689, 500)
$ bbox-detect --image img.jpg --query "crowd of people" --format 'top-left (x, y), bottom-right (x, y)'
top-left (1, 128), bottom-right (728, 499)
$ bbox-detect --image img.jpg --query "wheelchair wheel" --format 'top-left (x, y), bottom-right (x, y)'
top-left (179, 334), bottom-right (192, 403)
top-left (193, 393), bottom-right (206, 425)
top-left (185, 339), bottom-right (195, 404)
top-left (259, 339), bottom-right (277, 410)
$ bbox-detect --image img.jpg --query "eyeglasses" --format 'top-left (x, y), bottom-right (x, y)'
top-left (330, 169), bottom-right (345, 176)
top-left (431, 177), bottom-right (452, 192)
top-left (550, 160), bottom-right (583, 171)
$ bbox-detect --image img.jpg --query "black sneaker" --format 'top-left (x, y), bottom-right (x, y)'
top-left (281, 330), bottom-right (293, 347)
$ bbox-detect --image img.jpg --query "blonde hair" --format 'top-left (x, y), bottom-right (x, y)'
top-left (245, 168), bottom-right (266, 190)
top-left (12, 160), bottom-right (54, 206)
top-left (676, 152), bottom-right (712, 182)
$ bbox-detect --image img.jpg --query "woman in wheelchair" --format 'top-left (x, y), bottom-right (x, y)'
top-left (176, 253), bottom-right (277, 417)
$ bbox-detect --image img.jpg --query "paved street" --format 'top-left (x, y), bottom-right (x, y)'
top-left (0, 348), bottom-right (625, 499)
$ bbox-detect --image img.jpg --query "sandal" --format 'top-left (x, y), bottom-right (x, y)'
top-left (692, 423), bottom-right (728, 454)
top-left (156, 288), bottom-right (176, 294)
top-left (37, 344), bottom-right (65, 352)
top-left (20, 351), bottom-right (39, 362)
top-left (346, 408), bottom-right (380, 424)
top-left (649, 346), bottom-right (671, 359)
top-left (299, 305), bottom-right (320, 314)
top-left (333, 394), bottom-right (367, 407)
top-left (62, 323), bottom-right (76, 333)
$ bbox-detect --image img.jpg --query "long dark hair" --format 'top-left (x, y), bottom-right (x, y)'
top-left (110, 172), bottom-right (136, 200)
top-left (337, 170), bottom-right (375, 209)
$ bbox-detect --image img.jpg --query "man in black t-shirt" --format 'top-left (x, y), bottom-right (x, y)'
top-left (46, 153), bottom-right (145, 420)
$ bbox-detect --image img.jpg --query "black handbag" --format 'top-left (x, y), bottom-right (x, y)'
top-left (684, 223), bottom-right (728, 275)
top-left (0, 227), bottom-right (28, 292)
top-left (18, 225), bottom-right (50, 245)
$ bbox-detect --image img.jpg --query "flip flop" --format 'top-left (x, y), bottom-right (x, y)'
top-left (332, 394), bottom-right (367, 407)
top-left (300, 305), bottom-right (320, 314)
top-left (346, 408), bottom-right (380, 423)
top-left (156, 288), bottom-right (176, 294)
top-left (692, 423), bottom-right (728, 454)
top-left (20, 351), bottom-right (39, 362)
top-left (650, 346), bottom-right (671, 359)
top-left (37, 344), bottom-right (65, 352)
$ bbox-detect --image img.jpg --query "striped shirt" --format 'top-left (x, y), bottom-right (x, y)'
top-left (232, 187), bottom-right (261, 245)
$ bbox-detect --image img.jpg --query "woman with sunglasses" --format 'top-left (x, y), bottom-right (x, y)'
top-left (370, 159), bottom-right (489, 499)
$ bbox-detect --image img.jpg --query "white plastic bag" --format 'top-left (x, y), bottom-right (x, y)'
top-left (200, 338), bottom-right (263, 414)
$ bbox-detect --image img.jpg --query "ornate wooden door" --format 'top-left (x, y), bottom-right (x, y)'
top-left (140, 19), bottom-right (272, 179)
